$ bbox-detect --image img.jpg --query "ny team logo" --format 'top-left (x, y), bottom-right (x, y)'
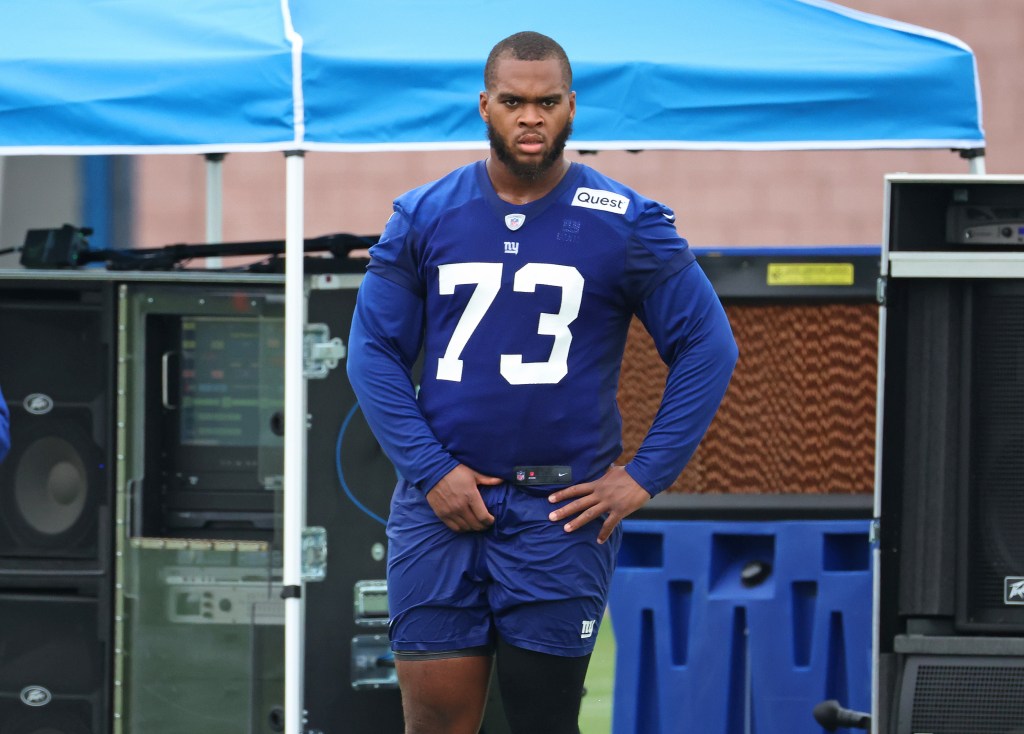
top-left (580, 619), bottom-right (596, 639)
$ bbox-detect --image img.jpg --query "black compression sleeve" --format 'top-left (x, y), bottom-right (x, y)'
top-left (492, 637), bottom-right (592, 734)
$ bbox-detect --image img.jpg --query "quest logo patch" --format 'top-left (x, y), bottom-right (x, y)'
top-left (571, 187), bottom-right (629, 215)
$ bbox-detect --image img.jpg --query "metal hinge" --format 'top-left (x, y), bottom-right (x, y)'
top-left (302, 526), bottom-right (328, 582)
top-left (869, 518), bottom-right (881, 547)
top-left (304, 324), bottom-right (345, 379)
top-left (876, 275), bottom-right (888, 306)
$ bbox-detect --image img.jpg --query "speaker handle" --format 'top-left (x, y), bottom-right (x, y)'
top-left (161, 351), bottom-right (179, 410)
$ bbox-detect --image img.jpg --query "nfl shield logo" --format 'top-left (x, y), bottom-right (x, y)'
top-left (505, 213), bottom-right (526, 231)
top-left (516, 470), bottom-right (526, 482)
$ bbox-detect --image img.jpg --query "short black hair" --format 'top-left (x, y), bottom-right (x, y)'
top-left (484, 31), bottom-right (573, 90)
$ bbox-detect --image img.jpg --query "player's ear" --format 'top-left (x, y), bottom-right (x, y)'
top-left (568, 90), bottom-right (576, 123)
top-left (479, 91), bottom-right (490, 123)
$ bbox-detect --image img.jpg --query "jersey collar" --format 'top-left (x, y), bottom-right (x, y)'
top-left (475, 160), bottom-right (582, 227)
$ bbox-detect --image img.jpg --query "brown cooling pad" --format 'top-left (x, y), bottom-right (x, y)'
top-left (617, 302), bottom-right (878, 495)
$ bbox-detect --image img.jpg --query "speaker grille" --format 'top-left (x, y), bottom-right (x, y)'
top-left (619, 302), bottom-right (878, 494)
top-left (0, 408), bottom-right (103, 559)
top-left (902, 657), bottom-right (1024, 734)
top-left (0, 302), bottom-right (106, 404)
top-left (0, 286), bottom-right (112, 564)
top-left (0, 594), bottom-right (105, 734)
top-left (0, 696), bottom-right (95, 734)
top-left (964, 286), bottom-right (1024, 628)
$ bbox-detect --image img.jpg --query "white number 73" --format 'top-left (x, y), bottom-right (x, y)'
top-left (436, 262), bottom-right (584, 385)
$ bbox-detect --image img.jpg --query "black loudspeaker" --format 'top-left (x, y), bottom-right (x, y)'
top-left (958, 282), bottom-right (1024, 631)
top-left (896, 655), bottom-right (1024, 734)
top-left (879, 207), bottom-right (1024, 635)
top-left (877, 175), bottom-right (1024, 734)
top-left (0, 278), bottom-right (115, 734)
top-left (0, 406), bottom-right (104, 560)
top-left (0, 593), bottom-right (107, 734)
top-left (0, 281), bottom-right (114, 565)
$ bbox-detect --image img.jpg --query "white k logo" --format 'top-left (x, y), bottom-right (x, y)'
top-left (1004, 577), bottom-right (1024, 604)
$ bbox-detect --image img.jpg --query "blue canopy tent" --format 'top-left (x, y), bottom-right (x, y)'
top-left (292, 0), bottom-right (985, 153)
top-left (0, 1), bottom-right (986, 732)
top-left (0, 0), bottom-right (985, 152)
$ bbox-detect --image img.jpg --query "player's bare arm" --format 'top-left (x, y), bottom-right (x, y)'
top-left (547, 465), bottom-right (652, 543)
top-left (426, 463), bottom-right (503, 532)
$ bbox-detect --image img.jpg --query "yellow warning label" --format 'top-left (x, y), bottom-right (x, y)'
top-left (766, 262), bottom-right (855, 286)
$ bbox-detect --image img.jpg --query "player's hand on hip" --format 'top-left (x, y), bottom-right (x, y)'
top-left (547, 465), bottom-right (652, 544)
top-left (426, 464), bottom-right (502, 532)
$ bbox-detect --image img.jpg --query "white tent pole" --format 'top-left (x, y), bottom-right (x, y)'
top-left (959, 147), bottom-right (986, 174)
top-left (0, 156), bottom-right (6, 243)
top-left (204, 153), bottom-right (225, 268)
top-left (283, 149), bottom-right (307, 734)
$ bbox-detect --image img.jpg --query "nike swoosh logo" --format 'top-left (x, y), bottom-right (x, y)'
top-left (663, 213), bottom-right (675, 221)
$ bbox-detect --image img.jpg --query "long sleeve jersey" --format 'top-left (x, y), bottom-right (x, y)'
top-left (347, 160), bottom-right (737, 495)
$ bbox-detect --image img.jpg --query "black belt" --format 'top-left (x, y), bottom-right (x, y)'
top-left (512, 465), bottom-right (572, 485)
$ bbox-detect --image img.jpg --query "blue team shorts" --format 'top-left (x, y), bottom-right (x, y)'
top-left (386, 478), bottom-right (622, 658)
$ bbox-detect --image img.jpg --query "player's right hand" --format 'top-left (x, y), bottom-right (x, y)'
top-left (426, 464), bottom-right (502, 532)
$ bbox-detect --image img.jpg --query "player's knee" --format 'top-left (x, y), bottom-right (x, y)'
top-left (402, 703), bottom-right (484, 734)
top-left (494, 638), bottom-right (591, 734)
top-left (401, 686), bottom-right (489, 734)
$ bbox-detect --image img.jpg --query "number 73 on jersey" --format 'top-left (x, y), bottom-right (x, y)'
top-left (436, 261), bottom-right (584, 386)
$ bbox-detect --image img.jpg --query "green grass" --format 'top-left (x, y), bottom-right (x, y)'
top-left (579, 611), bottom-right (616, 734)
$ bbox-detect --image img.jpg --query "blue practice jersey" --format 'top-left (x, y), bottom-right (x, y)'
top-left (348, 160), bottom-right (737, 495)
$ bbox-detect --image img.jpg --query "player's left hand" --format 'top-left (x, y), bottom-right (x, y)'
top-left (546, 465), bottom-right (652, 544)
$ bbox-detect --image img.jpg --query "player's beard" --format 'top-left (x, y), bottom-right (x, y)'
top-left (488, 120), bottom-right (573, 181)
